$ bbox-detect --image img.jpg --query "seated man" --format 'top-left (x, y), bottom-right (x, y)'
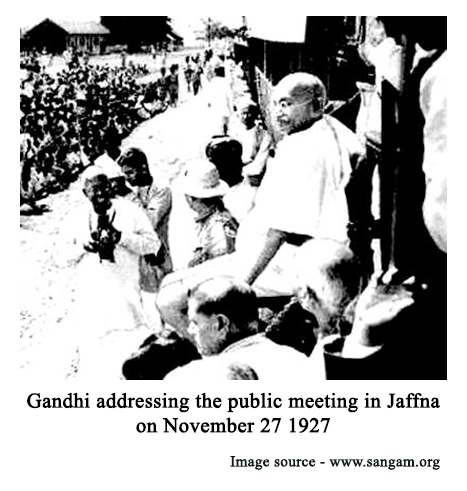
top-left (164, 276), bottom-right (309, 381)
top-left (266, 239), bottom-right (363, 357)
top-left (284, 239), bottom-right (435, 380)
top-left (307, 274), bottom-right (419, 380)
top-left (20, 131), bottom-right (40, 211)
top-left (314, 18), bottom-right (447, 381)
top-left (158, 73), bottom-right (365, 342)
top-left (295, 239), bottom-right (363, 340)
top-left (237, 72), bottom-right (365, 285)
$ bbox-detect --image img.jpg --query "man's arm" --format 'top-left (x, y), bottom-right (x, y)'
top-left (420, 54), bottom-right (447, 252)
top-left (118, 202), bottom-right (161, 256)
top-left (239, 228), bottom-right (288, 285)
top-left (147, 186), bottom-right (172, 230)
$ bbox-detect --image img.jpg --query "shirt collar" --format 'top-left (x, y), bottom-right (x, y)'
top-left (222, 333), bottom-right (265, 353)
top-left (194, 205), bottom-right (217, 223)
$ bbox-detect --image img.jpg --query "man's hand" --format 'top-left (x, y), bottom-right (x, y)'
top-left (100, 224), bottom-right (121, 247)
top-left (342, 275), bottom-right (416, 358)
top-left (239, 228), bottom-right (287, 285)
top-left (83, 238), bottom-right (100, 254)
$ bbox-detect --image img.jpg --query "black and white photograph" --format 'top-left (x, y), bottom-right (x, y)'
top-left (13, 9), bottom-right (461, 491)
top-left (19, 15), bottom-right (447, 382)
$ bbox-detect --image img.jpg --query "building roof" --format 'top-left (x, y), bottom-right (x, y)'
top-left (52, 19), bottom-right (110, 35)
top-left (168, 31), bottom-right (183, 42)
top-left (24, 18), bottom-right (110, 36)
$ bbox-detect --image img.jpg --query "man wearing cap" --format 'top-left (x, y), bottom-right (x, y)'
top-left (238, 72), bottom-right (365, 286)
top-left (183, 160), bottom-right (238, 268)
top-left (66, 166), bottom-right (161, 378)
top-left (94, 130), bottom-right (128, 197)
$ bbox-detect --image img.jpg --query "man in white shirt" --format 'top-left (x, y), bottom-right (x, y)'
top-left (238, 72), bottom-right (364, 285)
top-left (69, 166), bottom-right (161, 378)
top-left (419, 51), bottom-right (447, 253)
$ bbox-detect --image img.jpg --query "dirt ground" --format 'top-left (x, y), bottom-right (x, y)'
top-left (20, 74), bottom-right (222, 379)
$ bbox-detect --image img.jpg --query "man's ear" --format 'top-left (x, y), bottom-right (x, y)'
top-left (216, 313), bottom-right (230, 333)
top-left (298, 285), bottom-right (319, 312)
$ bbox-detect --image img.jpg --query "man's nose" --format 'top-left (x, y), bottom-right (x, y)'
top-left (187, 322), bottom-right (196, 336)
top-left (273, 104), bottom-right (283, 117)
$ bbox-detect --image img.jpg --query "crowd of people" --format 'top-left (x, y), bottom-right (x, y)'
top-left (20, 53), bottom-right (161, 210)
top-left (25, 18), bottom-right (446, 381)
top-left (19, 48), bottom-right (232, 212)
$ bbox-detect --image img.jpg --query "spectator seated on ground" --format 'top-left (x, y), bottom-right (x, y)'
top-left (266, 239), bottom-right (363, 357)
top-left (19, 60), bottom-right (152, 204)
top-left (164, 277), bottom-right (309, 381)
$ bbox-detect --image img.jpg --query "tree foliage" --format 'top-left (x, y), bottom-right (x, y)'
top-left (201, 17), bottom-right (246, 43)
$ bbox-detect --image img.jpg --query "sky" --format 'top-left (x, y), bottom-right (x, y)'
top-left (19, 14), bottom-right (244, 43)
top-left (20, 14), bottom-right (99, 29)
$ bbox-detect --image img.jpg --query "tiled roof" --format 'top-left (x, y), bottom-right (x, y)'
top-left (24, 18), bottom-right (110, 36)
top-left (168, 29), bottom-right (183, 41)
top-left (52, 19), bottom-right (110, 35)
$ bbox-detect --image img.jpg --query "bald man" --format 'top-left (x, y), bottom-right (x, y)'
top-left (295, 239), bottom-right (363, 340)
top-left (238, 73), bottom-right (365, 285)
top-left (265, 239), bottom-right (363, 358)
top-left (164, 277), bottom-right (309, 381)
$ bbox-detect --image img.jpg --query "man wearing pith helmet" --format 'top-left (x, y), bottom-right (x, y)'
top-left (238, 72), bottom-right (365, 286)
top-left (182, 160), bottom-right (238, 268)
